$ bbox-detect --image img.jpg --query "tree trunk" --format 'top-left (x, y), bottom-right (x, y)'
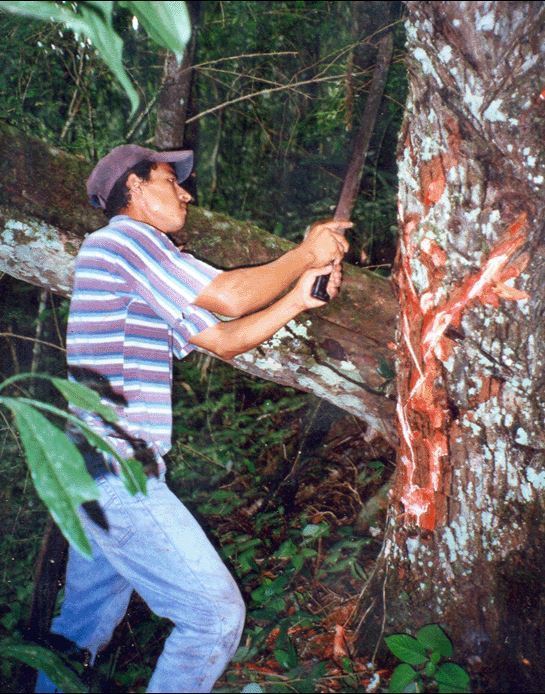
top-left (356, 2), bottom-right (545, 689)
top-left (0, 121), bottom-right (398, 444)
top-left (153, 1), bottom-right (201, 150)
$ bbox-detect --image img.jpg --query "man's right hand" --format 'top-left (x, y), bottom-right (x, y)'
top-left (301, 218), bottom-right (351, 267)
top-left (294, 263), bottom-right (343, 310)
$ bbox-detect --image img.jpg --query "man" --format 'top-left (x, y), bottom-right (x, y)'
top-left (36, 144), bottom-right (350, 693)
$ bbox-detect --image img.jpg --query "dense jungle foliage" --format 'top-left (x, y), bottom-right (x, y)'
top-left (0, 2), bottom-right (413, 691)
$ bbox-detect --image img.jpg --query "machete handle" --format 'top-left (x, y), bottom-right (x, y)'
top-left (310, 272), bottom-right (331, 302)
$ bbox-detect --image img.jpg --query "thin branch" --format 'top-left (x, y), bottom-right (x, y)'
top-left (167, 50), bottom-right (299, 81)
top-left (200, 65), bottom-right (310, 99)
top-left (49, 292), bottom-right (64, 349)
top-left (186, 71), bottom-right (372, 125)
top-left (0, 333), bottom-right (66, 353)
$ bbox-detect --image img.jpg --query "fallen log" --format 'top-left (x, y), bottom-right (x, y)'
top-left (0, 121), bottom-right (398, 444)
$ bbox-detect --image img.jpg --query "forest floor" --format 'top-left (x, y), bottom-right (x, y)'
top-left (0, 359), bottom-right (397, 693)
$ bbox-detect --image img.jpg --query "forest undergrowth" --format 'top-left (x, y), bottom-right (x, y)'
top-left (0, 348), bottom-right (395, 693)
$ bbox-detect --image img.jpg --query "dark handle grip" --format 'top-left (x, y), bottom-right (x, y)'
top-left (310, 273), bottom-right (331, 302)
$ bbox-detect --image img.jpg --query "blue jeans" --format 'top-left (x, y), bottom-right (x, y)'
top-left (35, 472), bottom-right (245, 693)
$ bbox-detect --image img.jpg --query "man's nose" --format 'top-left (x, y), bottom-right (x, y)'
top-left (178, 187), bottom-right (192, 203)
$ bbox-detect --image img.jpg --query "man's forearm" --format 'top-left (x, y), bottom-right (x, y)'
top-left (196, 245), bottom-right (313, 317)
top-left (189, 289), bottom-right (305, 360)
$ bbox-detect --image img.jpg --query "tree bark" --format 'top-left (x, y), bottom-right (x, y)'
top-left (0, 120), bottom-right (398, 444)
top-left (356, 2), bottom-right (545, 688)
top-left (153, 1), bottom-right (201, 150)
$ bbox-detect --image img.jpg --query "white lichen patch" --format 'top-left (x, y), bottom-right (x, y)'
top-left (441, 516), bottom-right (470, 563)
top-left (515, 427), bottom-right (529, 445)
top-left (419, 135), bottom-right (444, 162)
top-left (410, 256), bottom-right (429, 293)
top-left (481, 510), bottom-right (494, 531)
top-left (475, 10), bottom-right (495, 32)
top-left (265, 320), bottom-right (309, 350)
top-left (438, 45), bottom-right (453, 63)
top-left (443, 355), bottom-right (455, 373)
top-left (289, 321), bottom-right (310, 338)
top-left (406, 537), bottom-right (420, 563)
top-left (463, 82), bottom-right (484, 120)
top-left (1, 218), bottom-right (74, 291)
top-left (483, 99), bottom-right (507, 122)
top-left (412, 47), bottom-right (440, 82)
top-left (253, 356), bottom-right (283, 372)
top-left (527, 467), bottom-right (545, 490)
top-left (520, 52), bottom-right (539, 73)
top-left (404, 19), bottom-right (418, 42)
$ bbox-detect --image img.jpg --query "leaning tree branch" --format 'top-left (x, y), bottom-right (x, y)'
top-left (0, 121), bottom-right (398, 444)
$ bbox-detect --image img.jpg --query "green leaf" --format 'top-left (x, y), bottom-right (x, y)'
top-left (275, 539), bottom-right (298, 558)
top-left (416, 624), bottom-right (453, 658)
top-left (290, 553), bottom-right (305, 573)
top-left (4, 399), bottom-right (98, 557)
top-left (301, 522), bottom-right (329, 539)
top-left (388, 664), bottom-right (418, 693)
top-left (119, 456), bottom-right (147, 496)
top-left (0, 0), bottom-right (139, 114)
top-left (274, 644), bottom-right (298, 670)
top-left (435, 663), bottom-right (471, 693)
top-left (12, 397), bottom-right (147, 497)
top-left (120, 1), bottom-right (191, 60)
top-left (430, 650), bottom-right (442, 665)
top-left (0, 1), bottom-right (86, 26)
top-left (424, 660), bottom-right (436, 677)
top-left (1, 640), bottom-right (87, 693)
top-left (51, 378), bottom-right (118, 423)
top-left (232, 645), bottom-right (258, 663)
top-left (385, 635), bottom-right (427, 666)
top-left (77, 3), bottom-right (139, 114)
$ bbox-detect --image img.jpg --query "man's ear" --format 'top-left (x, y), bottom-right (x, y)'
top-left (126, 172), bottom-right (142, 194)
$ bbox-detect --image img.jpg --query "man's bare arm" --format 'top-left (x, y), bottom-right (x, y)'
top-left (193, 219), bottom-right (351, 317)
top-left (190, 263), bottom-right (342, 360)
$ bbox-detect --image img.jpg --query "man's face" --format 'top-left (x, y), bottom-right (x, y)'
top-left (136, 162), bottom-right (192, 234)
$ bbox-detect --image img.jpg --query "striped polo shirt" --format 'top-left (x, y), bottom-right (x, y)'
top-left (66, 215), bottom-right (221, 474)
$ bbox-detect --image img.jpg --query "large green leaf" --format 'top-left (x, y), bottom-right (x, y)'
top-left (3, 399), bottom-right (98, 557)
top-left (13, 397), bottom-right (147, 496)
top-left (118, 456), bottom-right (148, 496)
top-left (120, 1), bottom-right (191, 60)
top-left (388, 664), bottom-right (418, 693)
top-left (385, 634), bottom-right (428, 666)
top-left (0, 0), bottom-right (139, 114)
top-left (77, 2), bottom-right (139, 114)
top-left (416, 624), bottom-right (453, 658)
top-left (435, 663), bottom-right (471, 693)
top-left (1, 640), bottom-right (87, 693)
top-left (51, 378), bottom-right (118, 423)
top-left (0, 1), bottom-right (88, 26)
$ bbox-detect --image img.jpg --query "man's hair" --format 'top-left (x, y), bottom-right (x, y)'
top-left (104, 159), bottom-right (158, 218)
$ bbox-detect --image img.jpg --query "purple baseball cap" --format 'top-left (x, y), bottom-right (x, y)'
top-left (86, 144), bottom-right (194, 209)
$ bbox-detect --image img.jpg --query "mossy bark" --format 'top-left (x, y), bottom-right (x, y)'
top-left (0, 121), bottom-right (397, 442)
top-left (356, 4), bottom-right (545, 689)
